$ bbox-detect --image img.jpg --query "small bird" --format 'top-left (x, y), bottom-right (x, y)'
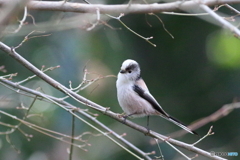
top-left (116, 59), bottom-right (197, 135)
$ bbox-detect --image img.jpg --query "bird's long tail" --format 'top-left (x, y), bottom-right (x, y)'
top-left (161, 115), bottom-right (198, 135)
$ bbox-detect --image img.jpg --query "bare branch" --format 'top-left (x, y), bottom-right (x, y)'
top-left (108, 13), bottom-right (156, 47)
top-left (0, 79), bottom-right (152, 160)
top-left (192, 126), bottom-right (214, 146)
top-left (224, 4), bottom-right (240, 14)
top-left (86, 8), bottom-right (100, 31)
top-left (12, 6), bottom-right (28, 33)
top-left (13, 30), bottom-right (52, 50)
top-left (20, 0), bottom-right (240, 14)
top-left (0, 41), bottom-right (227, 160)
top-left (170, 101), bottom-right (240, 138)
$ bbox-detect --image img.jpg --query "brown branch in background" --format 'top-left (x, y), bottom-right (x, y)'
top-left (169, 101), bottom-right (240, 138)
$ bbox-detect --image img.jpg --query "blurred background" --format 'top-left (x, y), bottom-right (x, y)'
top-left (0, 0), bottom-right (240, 160)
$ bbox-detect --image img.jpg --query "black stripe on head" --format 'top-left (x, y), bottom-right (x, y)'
top-left (125, 63), bottom-right (138, 72)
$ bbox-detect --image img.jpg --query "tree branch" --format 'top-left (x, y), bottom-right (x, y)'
top-left (1, 0), bottom-right (239, 38)
top-left (0, 0), bottom-right (238, 15)
top-left (25, 0), bottom-right (240, 14)
top-left (0, 41), bottom-right (226, 160)
top-left (0, 78), bottom-right (152, 160)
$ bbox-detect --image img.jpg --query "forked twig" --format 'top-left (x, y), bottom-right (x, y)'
top-left (192, 126), bottom-right (214, 146)
top-left (148, 13), bottom-right (174, 39)
top-left (16, 65), bottom-right (60, 85)
top-left (107, 13), bottom-right (156, 47)
top-left (12, 7), bottom-right (28, 33)
top-left (87, 8), bottom-right (100, 31)
top-left (13, 30), bottom-right (51, 50)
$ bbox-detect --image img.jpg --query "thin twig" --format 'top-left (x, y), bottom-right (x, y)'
top-left (13, 30), bottom-right (52, 50)
top-left (12, 7), bottom-right (28, 33)
top-left (69, 112), bottom-right (75, 160)
top-left (192, 126), bottom-right (214, 146)
top-left (16, 65), bottom-right (60, 85)
top-left (0, 0), bottom-right (30, 37)
top-left (162, 12), bottom-right (209, 16)
top-left (154, 138), bottom-right (164, 160)
top-left (223, 4), bottom-right (240, 14)
top-left (148, 13), bottom-right (174, 39)
top-left (0, 73), bottom-right (18, 79)
top-left (108, 13), bottom-right (156, 47)
top-left (0, 109), bottom-right (96, 151)
top-left (155, 134), bottom-right (192, 160)
top-left (43, 94), bottom-right (145, 159)
top-left (86, 8), bottom-right (100, 31)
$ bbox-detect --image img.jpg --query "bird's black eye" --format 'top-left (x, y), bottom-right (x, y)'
top-left (128, 70), bottom-right (132, 73)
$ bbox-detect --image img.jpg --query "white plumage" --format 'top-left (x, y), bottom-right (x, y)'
top-left (116, 59), bottom-right (197, 135)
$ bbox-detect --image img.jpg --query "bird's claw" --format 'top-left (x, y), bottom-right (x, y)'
top-left (144, 126), bottom-right (151, 136)
top-left (122, 115), bottom-right (128, 124)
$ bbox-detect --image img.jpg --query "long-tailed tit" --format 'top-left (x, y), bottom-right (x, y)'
top-left (116, 59), bottom-right (197, 135)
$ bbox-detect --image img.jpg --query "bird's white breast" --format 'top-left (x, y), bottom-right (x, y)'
top-left (116, 79), bottom-right (157, 118)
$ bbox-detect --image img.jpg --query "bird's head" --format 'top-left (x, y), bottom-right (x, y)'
top-left (118, 59), bottom-right (141, 83)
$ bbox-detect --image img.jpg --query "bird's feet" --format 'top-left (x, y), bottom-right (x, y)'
top-left (144, 126), bottom-right (151, 136)
top-left (117, 113), bottom-right (128, 124)
top-left (122, 115), bottom-right (129, 124)
top-left (117, 112), bottom-right (126, 118)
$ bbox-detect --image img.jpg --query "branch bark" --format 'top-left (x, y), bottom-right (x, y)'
top-left (0, 0), bottom-right (239, 14)
top-left (26, 0), bottom-right (240, 14)
top-left (1, 0), bottom-right (240, 38)
top-left (0, 41), bottom-right (227, 160)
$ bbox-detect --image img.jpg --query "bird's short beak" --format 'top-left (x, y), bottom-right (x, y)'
top-left (120, 69), bottom-right (126, 73)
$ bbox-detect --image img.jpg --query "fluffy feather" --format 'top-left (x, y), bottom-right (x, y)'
top-left (116, 59), bottom-right (197, 135)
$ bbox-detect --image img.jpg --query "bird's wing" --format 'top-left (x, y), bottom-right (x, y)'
top-left (133, 78), bottom-right (169, 117)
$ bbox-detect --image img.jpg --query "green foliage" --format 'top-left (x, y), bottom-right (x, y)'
top-left (207, 30), bottom-right (240, 69)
